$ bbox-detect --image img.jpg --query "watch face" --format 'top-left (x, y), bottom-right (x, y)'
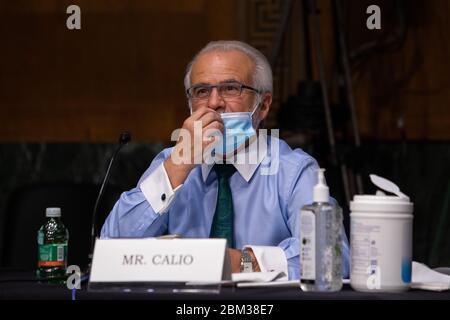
top-left (241, 250), bottom-right (253, 273)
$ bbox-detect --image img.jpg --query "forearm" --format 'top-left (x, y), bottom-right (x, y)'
top-left (100, 187), bottom-right (168, 238)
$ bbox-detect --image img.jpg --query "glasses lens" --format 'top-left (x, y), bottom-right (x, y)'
top-left (192, 86), bottom-right (210, 99)
top-left (219, 83), bottom-right (241, 97)
top-left (189, 82), bottom-right (244, 99)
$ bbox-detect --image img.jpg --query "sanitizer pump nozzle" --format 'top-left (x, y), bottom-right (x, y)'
top-left (313, 169), bottom-right (329, 203)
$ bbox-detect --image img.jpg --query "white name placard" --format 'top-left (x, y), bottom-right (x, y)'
top-left (89, 238), bottom-right (230, 283)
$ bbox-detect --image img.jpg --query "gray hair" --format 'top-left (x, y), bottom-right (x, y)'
top-left (184, 40), bottom-right (273, 95)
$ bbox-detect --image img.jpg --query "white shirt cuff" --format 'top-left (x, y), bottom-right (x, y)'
top-left (244, 245), bottom-right (289, 280)
top-left (140, 162), bottom-right (182, 214)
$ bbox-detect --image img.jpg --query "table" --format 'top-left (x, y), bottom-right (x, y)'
top-left (1, 270), bottom-right (449, 300)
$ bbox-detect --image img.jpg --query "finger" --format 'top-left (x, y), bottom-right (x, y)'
top-left (203, 135), bottom-right (221, 150)
top-left (202, 122), bottom-right (223, 149)
top-left (198, 111), bottom-right (223, 128)
top-left (191, 107), bottom-right (218, 121)
top-left (182, 108), bottom-right (211, 131)
top-left (203, 120), bottom-right (224, 136)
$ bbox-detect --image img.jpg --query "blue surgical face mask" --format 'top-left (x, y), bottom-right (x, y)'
top-left (215, 102), bottom-right (259, 156)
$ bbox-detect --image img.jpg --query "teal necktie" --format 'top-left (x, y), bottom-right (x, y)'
top-left (209, 164), bottom-right (236, 248)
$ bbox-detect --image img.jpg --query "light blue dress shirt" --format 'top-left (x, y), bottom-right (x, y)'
top-left (101, 136), bottom-right (350, 280)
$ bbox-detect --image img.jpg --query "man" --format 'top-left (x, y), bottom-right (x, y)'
top-left (101, 40), bottom-right (350, 279)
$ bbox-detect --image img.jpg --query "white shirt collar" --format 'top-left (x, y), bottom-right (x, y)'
top-left (201, 134), bottom-right (268, 183)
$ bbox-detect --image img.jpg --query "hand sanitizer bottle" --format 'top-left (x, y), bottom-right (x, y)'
top-left (299, 169), bottom-right (343, 292)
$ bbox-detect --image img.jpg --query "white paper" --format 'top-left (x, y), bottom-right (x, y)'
top-left (231, 271), bottom-right (288, 283)
top-left (411, 261), bottom-right (450, 291)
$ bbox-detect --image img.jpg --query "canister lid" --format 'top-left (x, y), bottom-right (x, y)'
top-left (350, 194), bottom-right (413, 213)
top-left (350, 174), bottom-right (413, 214)
top-left (46, 207), bottom-right (61, 217)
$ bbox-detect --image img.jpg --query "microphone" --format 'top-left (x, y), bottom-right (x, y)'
top-left (88, 132), bottom-right (131, 264)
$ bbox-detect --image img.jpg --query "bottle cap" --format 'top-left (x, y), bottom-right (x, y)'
top-left (46, 207), bottom-right (61, 217)
top-left (313, 168), bottom-right (329, 203)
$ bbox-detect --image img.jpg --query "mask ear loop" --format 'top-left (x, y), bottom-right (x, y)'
top-left (250, 93), bottom-right (263, 117)
top-left (188, 99), bottom-right (193, 115)
top-left (249, 93), bottom-right (263, 132)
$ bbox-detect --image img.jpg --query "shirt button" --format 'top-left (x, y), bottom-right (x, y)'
top-left (161, 193), bottom-right (166, 201)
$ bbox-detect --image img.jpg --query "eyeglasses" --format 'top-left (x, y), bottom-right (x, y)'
top-left (186, 81), bottom-right (261, 100)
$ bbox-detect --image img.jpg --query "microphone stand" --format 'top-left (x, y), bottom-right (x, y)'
top-left (83, 132), bottom-right (131, 279)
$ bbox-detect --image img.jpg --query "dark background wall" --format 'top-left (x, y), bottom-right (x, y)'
top-left (2, 0), bottom-right (450, 142)
top-left (0, 0), bottom-right (449, 268)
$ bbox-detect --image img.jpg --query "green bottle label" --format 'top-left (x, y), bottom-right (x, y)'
top-left (38, 232), bottom-right (44, 245)
top-left (38, 244), bottom-right (67, 267)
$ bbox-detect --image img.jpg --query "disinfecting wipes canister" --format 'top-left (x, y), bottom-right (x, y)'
top-left (350, 194), bottom-right (413, 292)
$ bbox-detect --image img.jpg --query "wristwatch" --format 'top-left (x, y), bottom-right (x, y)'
top-left (240, 248), bottom-right (253, 273)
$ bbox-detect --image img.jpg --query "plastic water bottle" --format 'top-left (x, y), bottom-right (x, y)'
top-left (299, 169), bottom-right (343, 292)
top-left (37, 207), bottom-right (69, 282)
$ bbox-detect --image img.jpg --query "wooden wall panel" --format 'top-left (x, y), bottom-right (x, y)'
top-left (2, 0), bottom-right (450, 142)
top-left (0, 0), bottom-right (237, 142)
top-left (345, 0), bottom-right (450, 140)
